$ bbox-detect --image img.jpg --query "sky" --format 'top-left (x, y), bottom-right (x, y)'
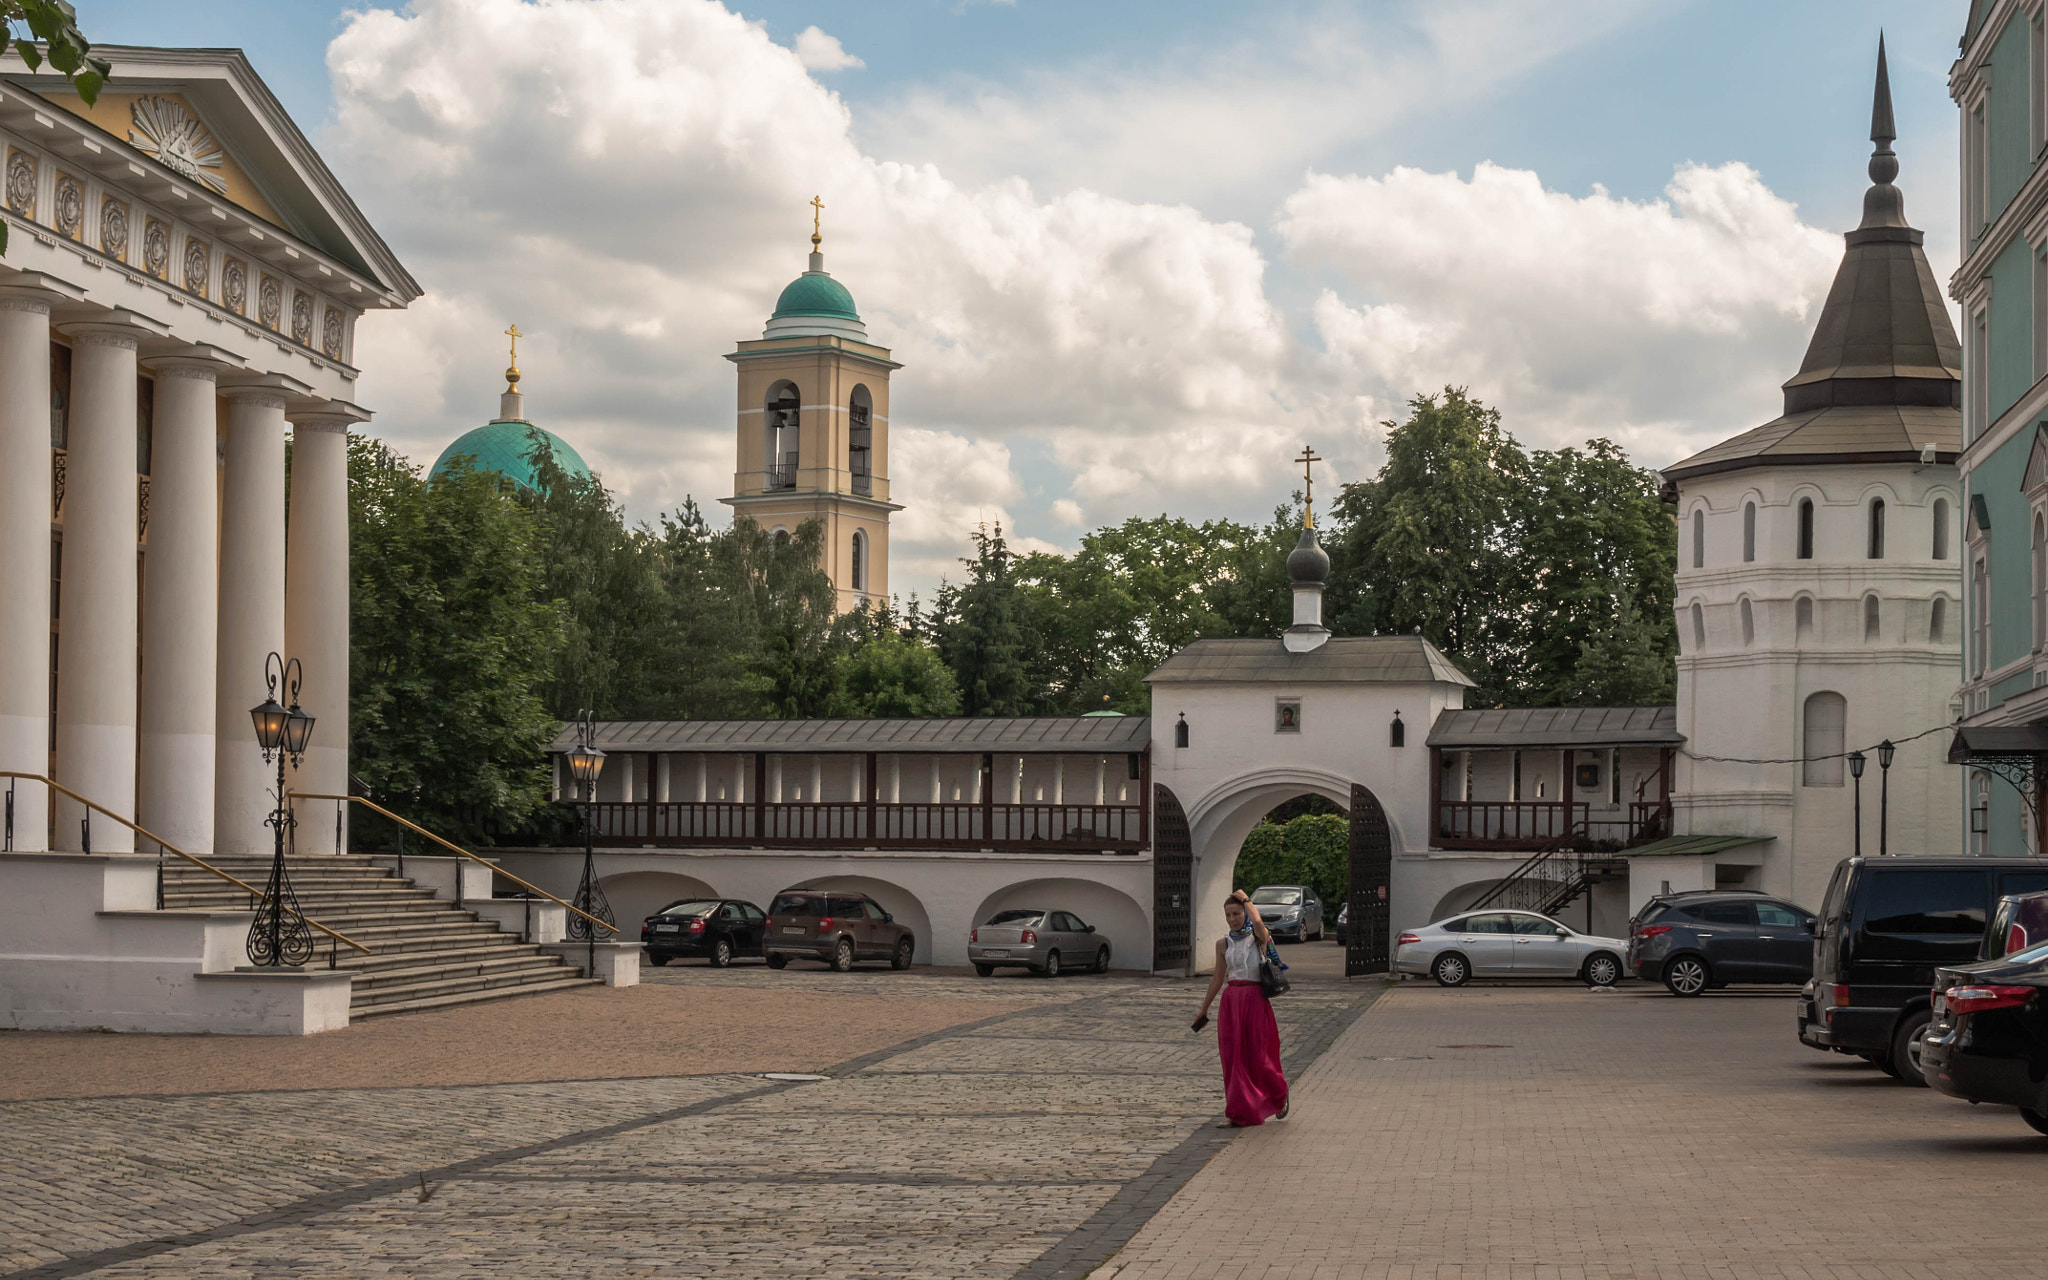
top-left (81, 0), bottom-right (1972, 597)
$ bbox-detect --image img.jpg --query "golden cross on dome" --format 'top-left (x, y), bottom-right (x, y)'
top-left (810, 195), bottom-right (824, 249)
top-left (503, 323), bottom-right (522, 390)
top-left (1297, 445), bottom-right (1322, 529)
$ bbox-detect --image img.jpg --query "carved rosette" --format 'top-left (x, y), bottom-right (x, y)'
top-left (183, 238), bottom-right (209, 297)
top-left (291, 290), bottom-right (313, 346)
top-left (143, 218), bottom-right (170, 278)
top-left (53, 174), bottom-right (82, 240)
top-left (259, 275), bottom-right (282, 330)
top-left (99, 198), bottom-right (129, 261)
top-left (322, 307), bottom-right (344, 360)
top-left (5, 148), bottom-right (34, 217)
top-left (223, 258), bottom-right (247, 314)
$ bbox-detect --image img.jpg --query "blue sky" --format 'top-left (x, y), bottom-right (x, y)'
top-left (75, 0), bottom-right (1975, 594)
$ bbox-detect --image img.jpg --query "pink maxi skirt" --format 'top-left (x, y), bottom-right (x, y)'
top-left (1218, 980), bottom-right (1288, 1126)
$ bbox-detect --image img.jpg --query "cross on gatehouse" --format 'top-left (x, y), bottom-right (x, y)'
top-left (1298, 445), bottom-right (1322, 529)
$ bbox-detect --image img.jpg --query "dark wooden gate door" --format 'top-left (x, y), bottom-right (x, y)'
top-left (1152, 784), bottom-right (1193, 973)
top-left (1346, 783), bottom-right (1393, 976)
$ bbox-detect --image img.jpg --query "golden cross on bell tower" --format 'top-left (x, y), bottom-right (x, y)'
top-left (1297, 444), bottom-right (1322, 529)
top-left (810, 195), bottom-right (824, 250)
top-left (503, 323), bottom-right (522, 391)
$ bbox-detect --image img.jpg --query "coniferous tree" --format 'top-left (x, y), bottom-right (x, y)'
top-left (938, 525), bottom-right (1037, 716)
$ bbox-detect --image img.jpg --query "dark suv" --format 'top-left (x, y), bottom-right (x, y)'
top-left (1797, 856), bottom-right (2048, 1086)
top-left (764, 891), bottom-right (916, 972)
top-left (1628, 891), bottom-right (1816, 995)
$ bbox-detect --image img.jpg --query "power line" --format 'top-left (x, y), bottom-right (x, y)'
top-left (1676, 719), bottom-right (1953, 767)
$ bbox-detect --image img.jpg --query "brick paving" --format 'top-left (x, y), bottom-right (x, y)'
top-left (1099, 982), bottom-right (2048, 1280)
top-left (0, 956), bottom-right (1371, 1279)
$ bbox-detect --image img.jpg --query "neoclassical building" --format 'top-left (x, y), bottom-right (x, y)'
top-left (1, 46), bottom-right (417, 856)
top-left (723, 220), bottom-right (900, 612)
top-left (1659, 42), bottom-right (1963, 908)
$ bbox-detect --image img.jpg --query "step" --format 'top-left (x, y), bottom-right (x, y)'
top-left (350, 963), bottom-right (580, 1009)
top-left (350, 957), bottom-right (570, 999)
top-left (164, 888), bottom-right (441, 910)
top-left (348, 975), bottom-right (600, 1020)
top-left (343, 947), bottom-right (555, 983)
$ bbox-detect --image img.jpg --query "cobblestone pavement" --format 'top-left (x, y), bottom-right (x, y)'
top-left (1, 963), bottom-right (1372, 1279)
top-left (1100, 982), bottom-right (2048, 1280)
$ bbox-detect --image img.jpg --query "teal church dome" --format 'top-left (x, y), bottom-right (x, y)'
top-left (431, 418), bottom-right (590, 492)
top-left (772, 271), bottom-right (860, 322)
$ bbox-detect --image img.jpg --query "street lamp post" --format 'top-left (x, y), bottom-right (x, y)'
top-left (1877, 739), bottom-right (1896, 857)
top-left (1848, 750), bottom-right (1865, 858)
top-left (247, 652), bottom-right (316, 967)
top-left (563, 709), bottom-right (614, 976)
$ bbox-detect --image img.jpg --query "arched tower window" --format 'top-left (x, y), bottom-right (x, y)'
top-left (849, 385), bottom-right (873, 497)
top-left (1691, 508), bottom-right (1704, 569)
top-left (1930, 597), bottom-right (1947, 644)
top-left (1797, 498), bottom-right (1815, 560)
top-left (850, 529), bottom-right (866, 592)
top-left (1863, 594), bottom-right (1881, 641)
top-left (1742, 502), bottom-right (1756, 562)
top-left (1689, 601), bottom-right (1705, 651)
top-left (765, 382), bottom-right (800, 490)
top-left (1867, 498), bottom-right (1885, 559)
top-left (1802, 691), bottom-right (1847, 787)
top-left (1795, 596), bottom-right (1814, 642)
top-left (1933, 498), bottom-right (1950, 560)
top-left (1740, 597), bottom-right (1755, 646)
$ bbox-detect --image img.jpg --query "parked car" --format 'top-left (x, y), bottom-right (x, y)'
top-left (763, 891), bottom-right (916, 972)
top-left (641, 897), bottom-right (766, 967)
top-left (1796, 857), bottom-right (2048, 1086)
top-left (1922, 940), bottom-right (2048, 1134)
top-left (1395, 910), bottom-right (1626, 987)
top-left (1627, 890), bottom-right (1815, 996)
top-left (1335, 901), bottom-right (1349, 946)
top-left (1250, 885), bottom-right (1324, 942)
top-left (1983, 889), bottom-right (2048, 961)
top-left (968, 908), bottom-right (1111, 977)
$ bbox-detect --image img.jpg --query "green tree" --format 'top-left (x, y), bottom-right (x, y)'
top-left (832, 607), bottom-right (961, 717)
top-left (1231, 812), bottom-right (1350, 911)
top-left (736, 518), bottom-right (841, 717)
top-left (348, 437), bottom-right (562, 844)
top-left (1552, 587), bottom-right (1676, 705)
top-left (937, 525), bottom-right (1037, 715)
top-left (2, 2), bottom-right (107, 255)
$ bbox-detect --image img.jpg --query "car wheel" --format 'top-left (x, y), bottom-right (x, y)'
top-left (765, 953), bottom-right (788, 970)
top-left (1662, 955), bottom-right (1709, 997)
top-left (891, 938), bottom-right (914, 971)
top-left (710, 938), bottom-right (733, 968)
top-left (832, 939), bottom-right (855, 973)
top-left (647, 953), bottom-right (669, 967)
top-left (1042, 950), bottom-right (1062, 978)
top-left (2020, 1107), bottom-right (2048, 1136)
top-left (1890, 1010), bottom-right (1933, 1088)
top-left (1581, 953), bottom-right (1621, 987)
top-left (974, 963), bottom-right (995, 977)
top-left (1432, 952), bottom-right (1468, 987)
top-left (1094, 946), bottom-right (1111, 974)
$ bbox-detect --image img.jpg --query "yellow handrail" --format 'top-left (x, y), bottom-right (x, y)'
top-left (0, 771), bottom-right (369, 954)
top-left (291, 792), bottom-right (619, 934)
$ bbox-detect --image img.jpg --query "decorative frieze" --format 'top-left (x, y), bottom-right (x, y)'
top-left (5, 147), bottom-right (34, 217)
top-left (182, 237), bottom-right (209, 297)
top-left (291, 289), bottom-right (313, 346)
top-left (128, 96), bottom-right (228, 195)
top-left (222, 256), bottom-right (247, 314)
top-left (143, 217), bottom-right (170, 278)
top-left (259, 274), bottom-right (281, 330)
top-left (99, 197), bottom-right (128, 261)
top-left (53, 173), bottom-right (82, 240)
top-left (322, 306), bottom-right (344, 360)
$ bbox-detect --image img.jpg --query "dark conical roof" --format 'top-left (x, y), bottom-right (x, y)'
top-left (1286, 525), bottom-right (1330, 585)
top-left (1663, 36), bottom-right (1959, 489)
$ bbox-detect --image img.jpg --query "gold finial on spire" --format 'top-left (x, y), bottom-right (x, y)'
top-left (810, 195), bottom-right (824, 250)
top-left (1297, 444), bottom-right (1322, 529)
top-left (503, 323), bottom-right (522, 390)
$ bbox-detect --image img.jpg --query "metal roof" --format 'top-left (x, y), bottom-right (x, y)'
top-left (1144, 636), bottom-right (1475, 687)
top-left (1948, 725), bottom-right (2048, 762)
top-left (1619, 834), bottom-right (1774, 859)
top-left (1425, 706), bottom-right (1681, 749)
top-left (547, 716), bottom-right (1152, 755)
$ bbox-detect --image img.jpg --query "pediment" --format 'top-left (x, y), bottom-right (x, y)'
top-left (2026, 424), bottom-right (2048, 496)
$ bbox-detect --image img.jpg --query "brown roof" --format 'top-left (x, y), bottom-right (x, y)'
top-left (1426, 706), bottom-right (1681, 749)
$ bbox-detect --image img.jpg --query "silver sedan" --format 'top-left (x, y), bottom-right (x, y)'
top-left (1395, 910), bottom-right (1628, 987)
top-left (968, 908), bottom-right (1112, 977)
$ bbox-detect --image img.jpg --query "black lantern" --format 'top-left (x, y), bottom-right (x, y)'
top-left (565, 710), bottom-right (616, 966)
top-left (1877, 739), bottom-right (1896, 770)
top-left (565, 741), bottom-right (607, 791)
top-left (246, 653), bottom-right (313, 968)
top-left (1877, 738), bottom-right (1895, 856)
top-left (283, 705), bottom-right (317, 760)
top-left (1847, 750), bottom-right (1865, 779)
top-left (249, 695), bottom-right (290, 757)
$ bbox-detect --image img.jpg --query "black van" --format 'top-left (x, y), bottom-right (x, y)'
top-left (1797, 856), bottom-right (2048, 1085)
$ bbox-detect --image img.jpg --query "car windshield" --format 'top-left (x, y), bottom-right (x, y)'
top-left (655, 900), bottom-right (718, 918)
top-left (1251, 888), bottom-right (1301, 905)
top-left (987, 910), bottom-right (1044, 925)
top-left (769, 894), bottom-right (826, 916)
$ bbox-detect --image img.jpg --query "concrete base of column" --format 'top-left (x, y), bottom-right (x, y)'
top-left (51, 723), bottom-right (136, 852)
top-left (0, 714), bottom-right (49, 852)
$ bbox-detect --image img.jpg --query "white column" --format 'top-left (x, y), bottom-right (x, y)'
top-left (1010, 756), bottom-right (1022, 804)
top-left (655, 754), bottom-right (671, 803)
top-left (771, 757), bottom-right (783, 803)
top-left (0, 294), bottom-right (54, 849)
top-left (809, 758), bottom-right (822, 803)
top-left (733, 757), bottom-right (744, 803)
top-left (1053, 757), bottom-right (1066, 805)
top-left (137, 359), bottom-right (222, 853)
top-left (928, 757), bottom-right (940, 803)
top-left (283, 411), bottom-right (354, 846)
top-left (1094, 756), bottom-right (1106, 805)
top-left (695, 756), bottom-right (707, 802)
top-left (215, 388), bottom-right (288, 856)
top-left (52, 325), bottom-right (141, 851)
top-left (889, 757), bottom-right (901, 803)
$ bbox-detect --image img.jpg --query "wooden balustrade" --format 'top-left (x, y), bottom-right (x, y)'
top-left (581, 800), bottom-right (1144, 853)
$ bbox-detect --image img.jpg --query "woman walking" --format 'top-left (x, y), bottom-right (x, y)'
top-left (1194, 888), bottom-right (1289, 1127)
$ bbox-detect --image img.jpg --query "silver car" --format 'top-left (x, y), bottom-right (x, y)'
top-left (969, 909), bottom-right (1111, 977)
top-left (1395, 909), bottom-right (1627, 987)
top-left (1250, 885), bottom-right (1324, 941)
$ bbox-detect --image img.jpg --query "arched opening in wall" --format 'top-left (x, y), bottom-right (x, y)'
top-left (970, 878), bottom-right (1149, 973)
top-left (1933, 498), bottom-right (1951, 560)
top-left (1931, 596), bottom-right (1948, 643)
top-left (1691, 508), bottom-right (1704, 569)
top-left (1802, 691), bottom-right (1847, 787)
top-left (1863, 594), bottom-right (1881, 642)
top-left (772, 526), bottom-right (791, 550)
top-left (781, 874), bottom-right (935, 965)
top-left (1795, 595), bottom-right (1814, 642)
top-left (1797, 498), bottom-right (1815, 559)
top-left (1232, 793), bottom-right (1346, 943)
top-left (597, 871), bottom-right (721, 943)
top-left (764, 381), bottom-right (799, 490)
top-left (1868, 498), bottom-right (1886, 559)
top-left (850, 529), bottom-right (867, 593)
top-left (1742, 502), bottom-right (1756, 562)
top-left (849, 385), bottom-right (873, 497)
top-left (1689, 601), bottom-right (1705, 651)
top-left (1740, 597), bottom-right (1755, 646)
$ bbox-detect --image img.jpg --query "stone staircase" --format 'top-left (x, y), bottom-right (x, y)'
top-left (161, 854), bottom-right (598, 1019)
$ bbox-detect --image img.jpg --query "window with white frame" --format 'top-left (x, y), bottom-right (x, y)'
top-left (1969, 306), bottom-right (1991, 444)
top-left (1968, 100), bottom-right (1989, 237)
top-left (2036, 512), bottom-right (2047, 650)
top-left (1972, 548), bottom-right (1992, 677)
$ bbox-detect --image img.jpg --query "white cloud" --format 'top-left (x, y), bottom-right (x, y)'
top-left (793, 26), bottom-right (863, 72)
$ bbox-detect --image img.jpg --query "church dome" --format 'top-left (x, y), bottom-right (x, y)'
top-left (764, 251), bottom-right (869, 342)
top-left (1287, 527), bottom-right (1331, 585)
top-left (431, 419), bottom-right (590, 493)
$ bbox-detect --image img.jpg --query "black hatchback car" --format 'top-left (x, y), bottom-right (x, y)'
top-left (1923, 942), bottom-right (2048, 1135)
top-left (641, 898), bottom-right (767, 967)
top-left (1627, 890), bottom-right (1816, 995)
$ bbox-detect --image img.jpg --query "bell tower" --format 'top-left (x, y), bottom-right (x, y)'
top-left (723, 199), bottom-right (901, 612)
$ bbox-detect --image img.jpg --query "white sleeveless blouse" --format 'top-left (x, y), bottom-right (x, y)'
top-left (1224, 931), bottom-right (1263, 982)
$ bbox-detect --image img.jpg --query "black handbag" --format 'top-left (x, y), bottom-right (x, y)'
top-left (1259, 954), bottom-right (1291, 998)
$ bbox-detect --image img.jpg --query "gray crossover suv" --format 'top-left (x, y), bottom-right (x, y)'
top-left (1628, 890), bottom-right (1815, 996)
